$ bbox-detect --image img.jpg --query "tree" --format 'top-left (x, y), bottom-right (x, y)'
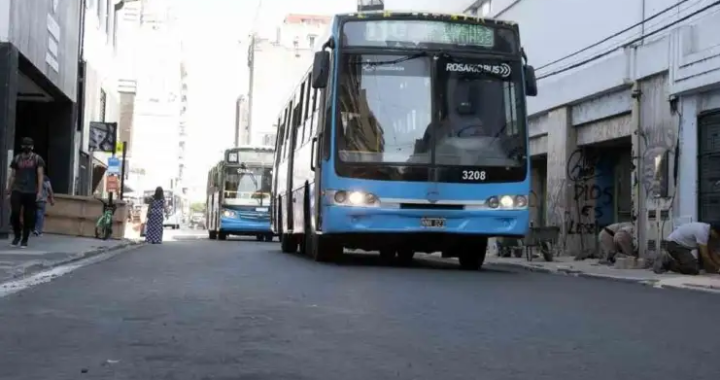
top-left (190, 202), bottom-right (205, 213)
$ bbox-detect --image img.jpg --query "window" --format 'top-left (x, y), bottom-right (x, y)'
top-left (297, 82), bottom-right (306, 142)
top-left (303, 75), bottom-right (312, 123)
top-left (307, 34), bottom-right (317, 48)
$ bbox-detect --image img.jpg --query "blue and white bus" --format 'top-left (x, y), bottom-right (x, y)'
top-left (271, 11), bottom-right (537, 269)
top-left (207, 146), bottom-right (274, 241)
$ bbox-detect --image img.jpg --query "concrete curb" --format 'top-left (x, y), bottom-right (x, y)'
top-left (483, 260), bottom-right (720, 295)
top-left (6, 240), bottom-right (146, 282)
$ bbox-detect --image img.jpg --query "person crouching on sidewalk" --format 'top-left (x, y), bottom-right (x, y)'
top-left (655, 221), bottom-right (720, 275)
top-left (598, 222), bottom-right (635, 265)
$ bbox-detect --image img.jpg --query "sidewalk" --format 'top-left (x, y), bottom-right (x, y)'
top-left (481, 255), bottom-right (720, 294)
top-left (0, 234), bottom-right (142, 283)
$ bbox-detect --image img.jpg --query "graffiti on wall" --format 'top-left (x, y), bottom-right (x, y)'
top-left (564, 148), bottom-right (614, 237)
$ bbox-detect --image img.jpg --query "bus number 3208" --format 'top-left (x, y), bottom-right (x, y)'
top-left (462, 170), bottom-right (486, 181)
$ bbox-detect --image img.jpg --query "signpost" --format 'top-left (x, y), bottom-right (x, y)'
top-left (106, 175), bottom-right (119, 193)
top-left (107, 156), bottom-right (121, 176)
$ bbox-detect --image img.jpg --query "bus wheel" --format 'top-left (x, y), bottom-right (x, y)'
top-left (209, 230), bottom-right (217, 240)
top-left (264, 235), bottom-right (274, 242)
top-left (379, 250), bottom-right (396, 262)
top-left (309, 234), bottom-right (342, 263)
top-left (280, 234), bottom-right (298, 253)
top-left (256, 235), bottom-right (263, 242)
top-left (218, 231), bottom-right (228, 241)
top-left (396, 249), bottom-right (415, 265)
top-left (457, 238), bottom-right (488, 270)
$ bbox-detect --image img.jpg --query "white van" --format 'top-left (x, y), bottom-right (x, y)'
top-left (163, 211), bottom-right (181, 229)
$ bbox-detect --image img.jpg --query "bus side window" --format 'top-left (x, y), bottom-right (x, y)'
top-left (297, 80), bottom-right (306, 144)
top-left (321, 51), bottom-right (334, 161)
top-left (293, 97), bottom-right (302, 153)
top-left (282, 104), bottom-right (292, 162)
top-left (309, 87), bottom-right (318, 140)
top-left (304, 74), bottom-right (313, 143)
top-left (274, 116), bottom-right (283, 163)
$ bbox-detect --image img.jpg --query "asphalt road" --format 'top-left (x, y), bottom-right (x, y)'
top-left (1, 234), bottom-right (719, 380)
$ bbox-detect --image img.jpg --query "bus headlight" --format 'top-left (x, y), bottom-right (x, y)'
top-left (486, 195), bottom-right (528, 209)
top-left (222, 209), bottom-right (237, 218)
top-left (329, 190), bottom-right (379, 207)
top-left (515, 195), bottom-right (528, 208)
top-left (500, 195), bottom-right (514, 208)
top-left (486, 196), bottom-right (500, 209)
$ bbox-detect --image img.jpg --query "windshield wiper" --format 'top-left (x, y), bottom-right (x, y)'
top-left (354, 52), bottom-right (428, 68)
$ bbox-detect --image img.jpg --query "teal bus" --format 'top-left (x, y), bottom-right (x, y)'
top-left (271, 11), bottom-right (537, 269)
top-left (207, 146), bottom-right (274, 241)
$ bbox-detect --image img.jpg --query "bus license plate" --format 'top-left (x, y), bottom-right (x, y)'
top-left (421, 217), bottom-right (446, 228)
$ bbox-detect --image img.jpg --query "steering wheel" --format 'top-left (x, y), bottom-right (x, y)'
top-left (455, 125), bottom-right (485, 138)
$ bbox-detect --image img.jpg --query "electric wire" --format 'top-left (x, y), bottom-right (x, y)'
top-left (537, 0), bottom-right (720, 81)
top-left (535, 0), bottom-right (698, 72)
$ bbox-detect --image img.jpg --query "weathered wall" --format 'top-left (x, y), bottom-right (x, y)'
top-left (8, 0), bottom-right (80, 100)
top-left (633, 74), bottom-right (678, 259)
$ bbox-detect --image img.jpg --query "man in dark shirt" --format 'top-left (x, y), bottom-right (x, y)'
top-left (6, 137), bottom-right (46, 248)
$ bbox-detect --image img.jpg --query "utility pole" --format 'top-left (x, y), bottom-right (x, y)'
top-left (246, 34), bottom-right (256, 144)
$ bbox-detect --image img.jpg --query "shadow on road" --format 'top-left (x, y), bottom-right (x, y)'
top-left (282, 249), bottom-right (516, 275)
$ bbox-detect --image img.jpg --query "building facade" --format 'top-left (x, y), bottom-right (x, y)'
top-left (246, 14), bottom-right (331, 147)
top-left (129, 0), bottom-right (182, 193)
top-left (459, 0), bottom-right (720, 258)
top-left (79, 0), bottom-right (140, 196)
top-left (0, 0), bottom-right (82, 236)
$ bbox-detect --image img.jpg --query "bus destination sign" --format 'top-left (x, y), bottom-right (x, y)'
top-left (343, 20), bottom-right (508, 50)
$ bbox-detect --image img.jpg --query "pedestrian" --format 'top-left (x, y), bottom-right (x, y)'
top-left (598, 221), bottom-right (635, 264)
top-left (6, 137), bottom-right (46, 248)
top-left (656, 221), bottom-right (720, 275)
top-left (145, 186), bottom-right (166, 244)
top-left (34, 175), bottom-right (55, 236)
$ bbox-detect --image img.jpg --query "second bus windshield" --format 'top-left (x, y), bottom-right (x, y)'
top-left (223, 166), bottom-right (272, 206)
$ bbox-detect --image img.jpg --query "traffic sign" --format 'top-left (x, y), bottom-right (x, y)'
top-left (106, 175), bottom-right (119, 193)
top-left (107, 156), bottom-right (121, 175)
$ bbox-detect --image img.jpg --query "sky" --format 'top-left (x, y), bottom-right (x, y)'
top-left (173, 0), bottom-right (468, 201)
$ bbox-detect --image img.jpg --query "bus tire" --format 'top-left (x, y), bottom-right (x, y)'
top-left (218, 231), bottom-right (227, 241)
top-left (396, 249), bottom-right (415, 265)
top-left (458, 238), bottom-right (488, 270)
top-left (280, 234), bottom-right (298, 253)
top-left (264, 235), bottom-right (274, 242)
top-left (209, 230), bottom-right (217, 240)
top-left (256, 235), bottom-right (263, 242)
top-left (309, 234), bottom-right (341, 263)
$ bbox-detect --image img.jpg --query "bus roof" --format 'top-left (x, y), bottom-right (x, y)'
top-left (334, 10), bottom-right (517, 28)
top-left (226, 146), bottom-right (274, 152)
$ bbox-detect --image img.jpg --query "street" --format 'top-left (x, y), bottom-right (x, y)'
top-left (1, 233), bottom-right (719, 380)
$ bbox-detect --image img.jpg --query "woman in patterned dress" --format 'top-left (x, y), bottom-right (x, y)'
top-left (145, 187), bottom-right (166, 244)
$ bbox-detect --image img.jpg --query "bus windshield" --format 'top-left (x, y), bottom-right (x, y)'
top-left (336, 53), bottom-right (525, 168)
top-left (223, 166), bottom-right (272, 206)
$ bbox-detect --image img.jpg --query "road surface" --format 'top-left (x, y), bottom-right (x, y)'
top-left (1, 233), bottom-right (718, 380)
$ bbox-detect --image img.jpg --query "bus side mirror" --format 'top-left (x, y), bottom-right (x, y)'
top-left (524, 65), bottom-right (538, 97)
top-left (312, 51), bottom-right (330, 89)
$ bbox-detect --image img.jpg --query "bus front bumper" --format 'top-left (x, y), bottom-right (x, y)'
top-left (220, 217), bottom-right (272, 234)
top-left (322, 205), bottom-right (529, 237)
